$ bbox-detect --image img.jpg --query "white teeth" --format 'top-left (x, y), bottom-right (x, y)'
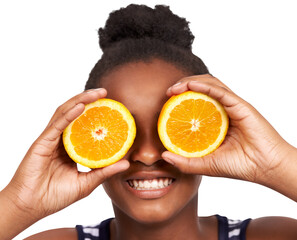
top-left (152, 179), bottom-right (158, 188)
top-left (128, 178), bottom-right (174, 190)
top-left (144, 180), bottom-right (150, 189)
top-left (164, 178), bottom-right (168, 186)
top-left (158, 179), bottom-right (163, 188)
top-left (133, 180), bottom-right (138, 187)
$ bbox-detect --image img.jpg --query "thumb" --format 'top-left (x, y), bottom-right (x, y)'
top-left (162, 151), bottom-right (216, 176)
top-left (77, 160), bottom-right (130, 197)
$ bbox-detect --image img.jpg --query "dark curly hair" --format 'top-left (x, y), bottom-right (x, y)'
top-left (85, 4), bottom-right (209, 90)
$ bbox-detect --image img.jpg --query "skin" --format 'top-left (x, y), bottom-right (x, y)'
top-left (0, 59), bottom-right (297, 240)
top-left (100, 60), bottom-right (206, 239)
top-left (164, 75), bottom-right (297, 201)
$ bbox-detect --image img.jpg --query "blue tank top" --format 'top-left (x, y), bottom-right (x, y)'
top-left (76, 215), bottom-right (251, 240)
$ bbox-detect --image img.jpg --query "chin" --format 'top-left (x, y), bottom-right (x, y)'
top-left (119, 200), bottom-right (179, 225)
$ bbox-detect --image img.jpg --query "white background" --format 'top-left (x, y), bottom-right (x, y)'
top-left (0, 0), bottom-right (296, 239)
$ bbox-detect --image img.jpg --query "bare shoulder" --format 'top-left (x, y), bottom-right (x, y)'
top-left (24, 228), bottom-right (77, 240)
top-left (199, 215), bottom-right (218, 240)
top-left (246, 216), bottom-right (297, 240)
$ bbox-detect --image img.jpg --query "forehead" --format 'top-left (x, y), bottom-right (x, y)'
top-left (100, 59), bottom-right (186, 114)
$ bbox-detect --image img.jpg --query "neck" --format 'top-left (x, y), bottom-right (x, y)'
top-left (111, 195), bottom-right (204, 240)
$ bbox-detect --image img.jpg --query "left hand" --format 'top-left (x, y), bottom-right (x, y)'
top-left (162, 74), bottom-right (294, 187)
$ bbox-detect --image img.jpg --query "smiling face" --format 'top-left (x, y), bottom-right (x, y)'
top-left (99, 59), bottom-right (202, 224)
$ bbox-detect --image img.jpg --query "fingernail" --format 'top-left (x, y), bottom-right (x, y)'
top-left (162, 155), bottom-right (175, 166)
top-left (167, 87), bottom-right (172, 93)
top-left (85, 88), bottom-right (105, 93)
top-left (85, 88), bottom-right (99, 92)
top-left (167, 82), bottom-right (182, 94)
top-left (172, 82), bottom-right (182, 87)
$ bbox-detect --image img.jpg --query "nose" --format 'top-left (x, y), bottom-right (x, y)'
top-left (129, 137), bottom-right (163, 166)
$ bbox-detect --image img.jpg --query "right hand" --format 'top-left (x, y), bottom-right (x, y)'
top-left (4, 88), bottom-right (129, 221)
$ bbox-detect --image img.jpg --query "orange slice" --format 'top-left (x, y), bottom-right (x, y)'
top-left (158, 91), bottom-right (228, 157)
top-left (63, 99), bottom-right (136, 168)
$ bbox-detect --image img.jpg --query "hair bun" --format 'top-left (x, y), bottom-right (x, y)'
top-left (99, 4), bottom-right (194, 51)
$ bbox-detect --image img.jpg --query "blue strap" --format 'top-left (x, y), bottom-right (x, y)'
top-left (216, 215), bottom-right (229, 240)
top-left (216, 215), bottom-right (251, 240)
top-left (98, 218), bottom-right (113, 240)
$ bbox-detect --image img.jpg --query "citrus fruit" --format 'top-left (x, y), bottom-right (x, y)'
top-left (63, 98), bottom-right (136, 168)
top-left (158, 91), bottom-right (228, 158)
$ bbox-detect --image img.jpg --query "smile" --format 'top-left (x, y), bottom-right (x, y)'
top-left (127, 178), bottom-right (174, 190)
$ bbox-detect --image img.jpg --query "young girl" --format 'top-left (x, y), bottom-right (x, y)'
top-left (0, 4), bottom-right (297, 240)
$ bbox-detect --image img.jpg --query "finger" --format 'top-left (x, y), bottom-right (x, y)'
top-left (37, 103), bottom-right (85, 150)
top-left (166, 75), bottom-right (208, 96)
top-left (46, 88), bottom-right (107, 128)
top-left (167, 79), bottom-right (246, 120)
top-left (166, 81), bottom-right (189, 96)
top-left (185, 74), bottom-right (232, 91)
top-left (162, 151), bottom-right (214, 176)
top-left (78, 160), bottom-right (130, 197)
top-left (166, 74), bottom-right (232, 97)
top-left (187, 81), bottom-right (242, 109)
